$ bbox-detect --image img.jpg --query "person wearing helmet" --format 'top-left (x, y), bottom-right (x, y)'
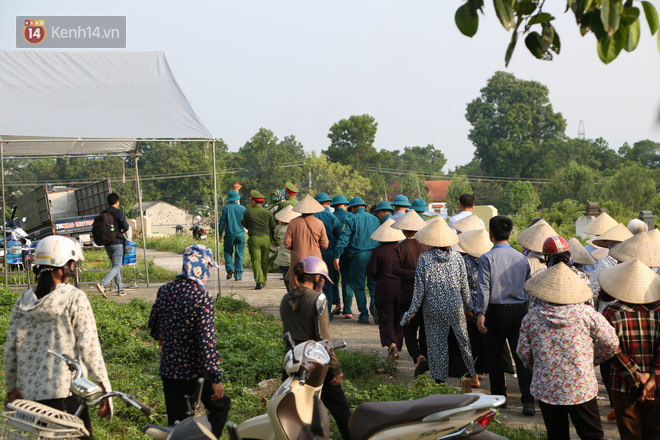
top-left (4, 235), bottom-right (112, 439)
top-left (542, 235), bottom-right (591, 297)
top-left (279, 256), bottom-right (352, 440)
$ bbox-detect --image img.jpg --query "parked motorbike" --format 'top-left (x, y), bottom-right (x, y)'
top-left (190, 216), bottom-right (207, 240)
top-left (0, 350), bottom-right (152, 440)
top-left (225, 335), bottom-right (507, 440)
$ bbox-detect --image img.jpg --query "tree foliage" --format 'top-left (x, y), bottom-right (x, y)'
top-left (542, 160), bottom-right (597, 207)
top-left (306, 153), bottom-right (373, 200)
top-left (497, 181), bottom-right (540, 215)
top-left (445, 175), bottom-right (474, 215)
top-left (324, 114), bottom-right (378, 169)
top-left (618, 139), bottom-right (660, 168)
top-left (466, 71), bottom-right (566, 178)
top-left (455, 0), bottom-right (660, 65)
top-left (600, 162), bottom-right (656, 212)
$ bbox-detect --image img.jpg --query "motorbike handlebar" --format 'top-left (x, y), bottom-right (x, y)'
top-left (332, 341), bottom-right (347, 351)
top-left (299, 369), bottom-right (307, 386)
top-left (47, 350), bottom-right (83, 380)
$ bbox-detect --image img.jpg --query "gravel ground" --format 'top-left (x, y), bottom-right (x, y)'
top-left (95, 249), bottom-right (620, 439)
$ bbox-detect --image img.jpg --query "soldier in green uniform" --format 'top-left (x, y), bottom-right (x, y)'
top-left (374, 201), bottom-right (394, 223)
top-left (274, 182), bottom-right (299, 214)
top-left (241, 190), bottom-right (276, 290)
top-left (410, 198), bottom-right (428, 219)
top-left (331, 195), bottom-right (354, 318)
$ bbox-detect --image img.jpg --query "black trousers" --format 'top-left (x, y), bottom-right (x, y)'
top-left (321, 377), bottom-right (352, 440)
top-left (39, 397), bottom-right (92, 440)
top-left (484, 303), bottom-right (533, 404)
top-left (161, 376), bottom-right (231, 438)
top-left (401, 302), bottom-right (427, 363)
top-left (538, 397), bottom-right (604, 440)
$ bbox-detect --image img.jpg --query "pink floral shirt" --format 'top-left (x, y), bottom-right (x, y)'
top-left (517, 300), bottom-right (619, 405)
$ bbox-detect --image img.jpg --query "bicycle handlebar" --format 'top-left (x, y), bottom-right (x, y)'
top-left (47, 349), bottom-right (83, 380)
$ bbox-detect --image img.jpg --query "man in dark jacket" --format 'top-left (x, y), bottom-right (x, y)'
top-left (96, 193), bottom-right (130, 297)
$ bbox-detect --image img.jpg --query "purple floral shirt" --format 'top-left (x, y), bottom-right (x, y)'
top-left (518, 300), bottom-right (619, 405)
top-left (148, 276), bottom-right (223, 384)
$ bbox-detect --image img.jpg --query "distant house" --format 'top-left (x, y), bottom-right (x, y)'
top-left (133, 201), bottom-right (187, 235)
top-left (424, 180), bottom-right (451, 216)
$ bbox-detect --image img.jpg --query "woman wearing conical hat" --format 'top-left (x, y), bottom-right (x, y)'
top-left (399, 217), bottom-right (476, 383)
top-left (518, 264), bottom-right (619, 440)
top-left (599, 260), bottom-right (660, 439)
top-left (274, 205), bottom-right (301, 292)
top-left (367, 219), bottom-right (406, 362)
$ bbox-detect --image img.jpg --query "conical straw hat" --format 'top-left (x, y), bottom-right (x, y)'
top-left (582, 212), bottom-right (618, 236)
top-left (591, 247), bottom-right (609, 261)
top-left (568, 238), bottom-right (595, 265)
top-left (451, 213), bottom-right (484, 233)
top-left (648, 228), bottom-right (660, 246)
top-left (459, 229), bottom-right (493, 258)
top-left (598, 259), bottom-right (660, 304)
top-left (292, 195), bottom-right (324, 214)
top-left (451, 243), bottom-right (465, 253)
top-left (391, 210), bottom-right (427, 232)
top-left (415, 216), bottom-right (459, 247)
top-left (524, 262), bottom-right (592, 304)
top-left (517, 220), bottom-right (557, 253)
top-left (275, 204), bottom-right (301, 223)
top-left (609, 232), bottom-right (660, 267)
top-left (591, 224), bottom-right (634, 248)
top-left (371, 218), bottom-right (406, 242)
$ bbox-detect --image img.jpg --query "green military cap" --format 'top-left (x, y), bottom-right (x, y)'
top-left (284, 182), bottom-right (299, 194)
top-left (250, 190), bottom-right (265, 200)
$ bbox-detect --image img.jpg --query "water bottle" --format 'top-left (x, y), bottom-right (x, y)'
top-left (123, 240), bottom-right (137, 265)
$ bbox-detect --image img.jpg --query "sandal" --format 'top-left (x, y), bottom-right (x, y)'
top-left (332, 305), bottom-right (342, 315)
top-left (344, 313), bottom-right (354, 319)
top-left (387, 346), bottom-right (399, 363)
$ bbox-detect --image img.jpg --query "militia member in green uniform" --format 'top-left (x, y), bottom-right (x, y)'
top-left (275, 182), bottom-right (299, 214)
top-left (241, 190), bottom-right (276, 290)
top-left (374, 201), bottom-right (394, 223)
top-left (331, 195), bottom-right (354, 318)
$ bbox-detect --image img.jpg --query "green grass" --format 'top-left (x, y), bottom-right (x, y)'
top-left (0, 289), bottom-right (546, 440)
top-left (78, 249), bottom-right (177, 284)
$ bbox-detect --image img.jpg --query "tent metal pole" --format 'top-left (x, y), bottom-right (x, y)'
top-left (1, 142), bottom-right (7, 288)
top-left (211, 139), bottom-right (221, 297)
top-left (134, 152), bottom-right (150, 287)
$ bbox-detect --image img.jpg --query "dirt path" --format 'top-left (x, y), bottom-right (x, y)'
top-left (101, 249), bottom-right (620, 439)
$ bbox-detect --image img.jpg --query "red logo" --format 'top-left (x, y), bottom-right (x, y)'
top-left (24, 21), bottom-right (46, 44)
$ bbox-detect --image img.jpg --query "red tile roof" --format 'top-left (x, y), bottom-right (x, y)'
top-left (425, 180), bottom-right (450, 202)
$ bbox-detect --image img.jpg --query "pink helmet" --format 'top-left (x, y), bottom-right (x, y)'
top-left (299, 256), bottom-right (333, 284)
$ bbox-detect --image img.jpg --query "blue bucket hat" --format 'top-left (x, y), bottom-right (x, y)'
top-left (410, 198), bottom-right (427, 212)
top-left (330, 194), bottom-right (349, 206)
top-left (347, 197), bottom-right (367, 209)
top-left (226, 190), bottom-right (240, 202)
top-left (314, 192), bottom-right (332, 204)
top-left (180, 244), bottom-right (219, 287)
top-left (392, 195), bottom-right (411, 207)
top-left (375, 201), bottom-right (394, 212)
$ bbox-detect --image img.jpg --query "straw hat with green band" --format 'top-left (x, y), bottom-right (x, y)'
top-left (524, 262), bottom-right (592, 304)
top-left (598, 259), bottom-right (660, 304)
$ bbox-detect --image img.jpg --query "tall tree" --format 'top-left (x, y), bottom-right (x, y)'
top-left (324, 114), bottom-right (378, 169)
top-left (600, 162), bottom-right (656, 212)
top-left (305, 153), bottom-right (373, 202)
top-left (445, 175), bottom-right (473, 215)
top-left (400, 145), bottom-right (447, 176)
top-left (466, 72), bottom-right (566, 178)
top-left (497, 181), bottom-right (541, 215)
top-left (618, 139), bottom-right (660, 169)
top-left (542, 161), bottom-right (598, 207)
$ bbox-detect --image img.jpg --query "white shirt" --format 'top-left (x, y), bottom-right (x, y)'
top-left (448, 211), bottom-right (484, 233)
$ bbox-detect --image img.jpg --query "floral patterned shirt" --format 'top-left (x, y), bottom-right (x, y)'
top-left (518, 300), bottom-right (619, 405)
top-left (462, 254), bottom-right (479, 310)
top-left (149, 276), bottom-right (223, 383)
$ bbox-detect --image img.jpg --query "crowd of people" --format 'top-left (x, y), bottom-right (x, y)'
top-left (5, 183), bottom-right (660, 440)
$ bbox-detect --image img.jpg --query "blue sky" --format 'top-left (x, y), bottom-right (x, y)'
top-left (2, 1), bottom-right (659, 171)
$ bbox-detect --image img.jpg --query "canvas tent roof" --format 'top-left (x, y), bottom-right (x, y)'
top-left (0, 51), bottom-right (212, 156)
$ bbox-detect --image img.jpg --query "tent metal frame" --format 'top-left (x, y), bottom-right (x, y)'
top-left (0, 138), bottom-right (223, 297)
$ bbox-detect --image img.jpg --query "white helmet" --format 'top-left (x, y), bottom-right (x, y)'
top-left (33, 235), bottom-right (83, 267)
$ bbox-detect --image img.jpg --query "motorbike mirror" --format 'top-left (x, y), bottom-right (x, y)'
top-left (284, 332), bottom-right (296, 351)
top-left (196, 215), bottom-right (201, 220)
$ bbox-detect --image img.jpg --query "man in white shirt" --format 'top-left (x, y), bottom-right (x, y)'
top-left (448, 194), bottom-right (483, 232)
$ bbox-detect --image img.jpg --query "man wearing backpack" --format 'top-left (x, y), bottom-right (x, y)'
top-left (95, 193), bottom-right (130, 297)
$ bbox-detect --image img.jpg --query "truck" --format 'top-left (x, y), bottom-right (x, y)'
top-left (15, 179), bottom-right (112, 242)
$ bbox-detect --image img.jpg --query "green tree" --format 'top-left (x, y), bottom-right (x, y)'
top-left (445, 175), bottom-right (473, 215)
top-left (618, 139), bottom-right (660, 168)
top-left (542, 161), bottom-right (598, 206)
top-left (497, 181), bottom-right (540, 215)
top-left (237, 129), bottom-right (305, 199)
top-left (324, 114), bottom-right (378, 169)
top-left (400, 145), bottom-right (447, 176)
top-left (455, 0), bottom-right (660, 65)
top-left (600, 162), bottom-right (656, 212)
top-left (305, 153), bottom-right (373, 202)
top-left (466, 72), bottom-right (567, 178)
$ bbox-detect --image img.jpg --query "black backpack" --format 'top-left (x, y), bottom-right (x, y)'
top-left (92, 208), bottom-right (117, 246)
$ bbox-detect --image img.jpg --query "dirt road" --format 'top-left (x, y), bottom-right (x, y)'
top-left (102, 249), bottom-right (620, 439)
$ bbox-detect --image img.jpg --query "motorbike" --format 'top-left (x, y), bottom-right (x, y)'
top-left (0, 350), bottom-right (152, 440)
top-left (190, 216), bottom-right (207, 240)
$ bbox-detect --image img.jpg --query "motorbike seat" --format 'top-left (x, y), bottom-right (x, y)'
top-left (348, 393), bottom-right (477, 440)
top-left (143, 425), bottom-right (172, 440)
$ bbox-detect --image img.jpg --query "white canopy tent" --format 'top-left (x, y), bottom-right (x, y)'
top-left (0, 51), bottom-right (222, 293)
